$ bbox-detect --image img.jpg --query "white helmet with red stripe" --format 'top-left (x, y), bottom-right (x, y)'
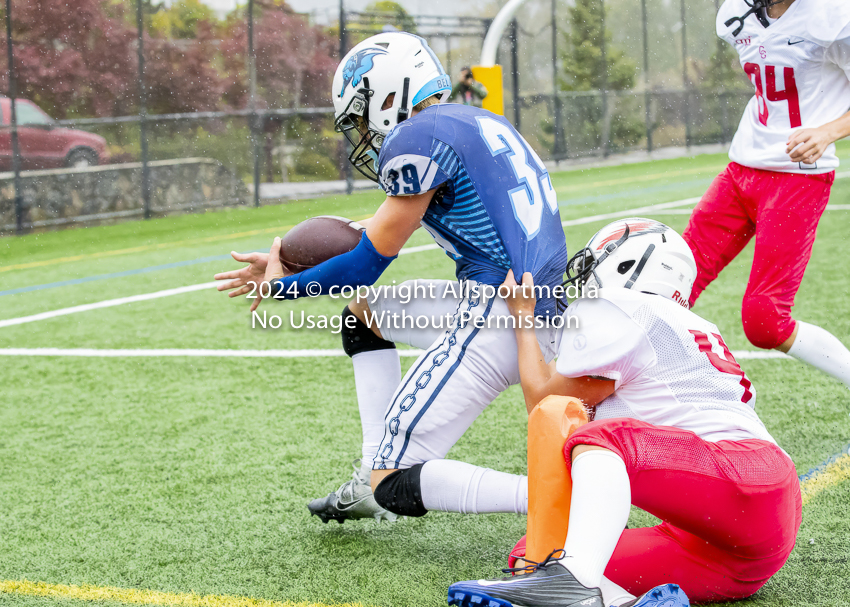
top-left (565, 218), bottom-right (697, 308)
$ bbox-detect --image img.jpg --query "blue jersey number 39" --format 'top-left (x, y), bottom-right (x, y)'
top-left (386, 163), bottom-right (421, 196)
top-left (477, 116), bottom-right (558, 238)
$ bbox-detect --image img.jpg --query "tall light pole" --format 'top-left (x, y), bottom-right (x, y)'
top-left (6, 0), bottom-right (23, 233)
top-left (641, 0), bottom-right (653, 152)
top-left (136, 0), bottom-right (152, 219)
top-left (680, 0), bottom-right (691, 148)
top-left (599, 0), bottom-right (610, 158)
top-left (340, 0), bottom-right (353, 194)
top-left (248, 0), bottom-right (260, 207)
top-left (551, 0), bottom-right (564, 159)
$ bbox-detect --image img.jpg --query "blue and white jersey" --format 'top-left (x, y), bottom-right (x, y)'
top-left (377, 104), bottom-right (568, 316)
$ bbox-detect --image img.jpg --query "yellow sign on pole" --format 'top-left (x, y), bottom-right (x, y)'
top-left (472, 65), bottom-right (504, 116)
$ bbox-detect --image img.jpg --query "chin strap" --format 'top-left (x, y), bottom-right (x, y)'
top-left (397, 77), bottom-right (410, 124)
top-left (725, 0), bottom-right (783, 36)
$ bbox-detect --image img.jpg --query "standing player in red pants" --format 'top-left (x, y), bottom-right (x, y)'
top-left (685, 0), bottom-right (850, 387)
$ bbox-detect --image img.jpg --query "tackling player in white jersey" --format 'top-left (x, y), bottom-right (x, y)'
top-left (447, 219), bottom-right (800, 607)
top-left (684, 0), bottom-right (850, 389)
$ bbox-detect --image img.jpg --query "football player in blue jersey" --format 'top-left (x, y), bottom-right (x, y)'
top-left (215, 32), bottom-right (569, 524)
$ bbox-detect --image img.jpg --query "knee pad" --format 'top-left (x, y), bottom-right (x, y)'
top-left (341, 306), bottom-right (395, 357)
top-left (741, 294), bottom-right (795, 350)
top-left (373, 464), bottom-right (428, 517)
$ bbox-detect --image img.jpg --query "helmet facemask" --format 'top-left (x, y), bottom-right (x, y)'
top-left (334, 81), bottom-right (385, 182)
top-left (560, 225), bottom-right (632, 309)
top-left (334, 76), bottom-right (413, 183)
top-left (725, 0), bottom-right (785, 36)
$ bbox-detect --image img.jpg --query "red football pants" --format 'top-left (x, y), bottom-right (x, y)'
top-left (683, 162), bottom-right (834, 349)
top-left (564, 419), bottom-right (802, 603)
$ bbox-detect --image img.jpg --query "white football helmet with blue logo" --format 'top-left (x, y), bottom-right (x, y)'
top-left (333, 32), bottom-right (452, 182)
top-left (564, 218), bottom-right (698, 308)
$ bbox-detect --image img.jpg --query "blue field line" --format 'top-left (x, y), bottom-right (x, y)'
top-left (559, 177), bottom-right (713, 206)
top-left (0, 254), bottom-right (237, 297)
top-left (798, 442), bottom-right (850, 483)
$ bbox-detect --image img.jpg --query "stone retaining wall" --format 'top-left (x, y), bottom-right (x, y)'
top-left (0, 158), bottom-right (249, 232)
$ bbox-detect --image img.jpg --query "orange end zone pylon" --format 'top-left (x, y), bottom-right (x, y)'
top-left (525, 395), bottom-right (589, 564)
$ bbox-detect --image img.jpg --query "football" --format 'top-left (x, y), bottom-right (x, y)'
top-left (279, 215), bottom-right (366, 273)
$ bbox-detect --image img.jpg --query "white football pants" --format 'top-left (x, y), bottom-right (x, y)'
top-left (368, 279), bottom-right (560, 469)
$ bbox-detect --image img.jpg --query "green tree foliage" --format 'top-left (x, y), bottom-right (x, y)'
top-left (555, 0), bottom-right (642, 153)
top-left (149, 0), bottom-right (217, 39)
top-left (362, 1), bottom-right (417, 34)
top-left (561, 0), bottom-right (636, 92)
top-left (703, 41), bottom-right (747, 92)
top-left (686, 40), bottom-right (752, 145)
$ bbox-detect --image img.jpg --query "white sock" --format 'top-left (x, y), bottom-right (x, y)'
top-left (561, 450), bottom-right (631, 589)
top-left (787, 321), bottom-right (850, 389)
top-left (420, 459), bottom-right (528, 514)
top-left (599, 576), bottom-right (635, 607)
top-left (351, 349), bottom-right (401, 476)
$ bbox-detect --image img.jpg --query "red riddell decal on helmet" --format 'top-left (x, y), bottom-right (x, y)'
top-left (596, 221), bottom-right (666, 249)
top-left (672, 290), bottom-right (690, 309)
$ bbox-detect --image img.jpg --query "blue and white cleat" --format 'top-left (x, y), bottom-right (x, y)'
top-left (447, 550), bottom-right (603, 607)
top-left (617, 583), bottom-right (690, 607)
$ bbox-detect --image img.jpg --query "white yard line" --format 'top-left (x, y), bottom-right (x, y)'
top-left (0, 282), bottom-right (219, 328)
top-left (732, 350), bottom-right (792, 359)
top-left (0, 347), bottom-right (790, 359)
top-left (398, 243), bottom-right (439, 255)
top-left (560, 197), bottom-right (701, 227)
top-left (6, 180), bottom-right (847, 330)
top-left (2, 198), bottom-right (708, 329)
top-left (584, 204), bottom-right (850, 216)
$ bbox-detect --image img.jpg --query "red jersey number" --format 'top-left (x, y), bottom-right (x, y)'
top-left (743, 63), bottom-right (802, 129)
top-left (689, 330), bottom-right (754, 404)
top-left (744, 63), bottom-right (769, 126)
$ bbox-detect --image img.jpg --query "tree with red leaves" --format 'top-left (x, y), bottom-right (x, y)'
top-left (0, 0), bottom-right (138, 117)
top-left (145, 21), bottom-right (227, 114)
top-left (220, 3), bottom-right (337, 110)
top-left (1, 0), bottom-right (336, 118)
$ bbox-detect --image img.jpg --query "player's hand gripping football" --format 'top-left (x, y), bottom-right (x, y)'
top-left (786, 126), bottom-right (834, 164)
top-left (502, 270), bottom-right (537, 323)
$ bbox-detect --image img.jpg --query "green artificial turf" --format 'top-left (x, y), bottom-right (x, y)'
top-left (1, 149), bottom-right (849, 607)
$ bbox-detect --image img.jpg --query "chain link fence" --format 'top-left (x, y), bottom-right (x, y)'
top-left (1, 0), bottom-right (754, 234)
top-left (519, 88), bottom-right (753, 160)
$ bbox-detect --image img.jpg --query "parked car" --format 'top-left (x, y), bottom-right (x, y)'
top-left (0, 97), bottom-right (109, 171)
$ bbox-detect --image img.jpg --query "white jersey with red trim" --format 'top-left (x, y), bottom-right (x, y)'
top-left (557, 288), bottom-right (776, 444)
top-left (718, 0), bottom-right (850, 174)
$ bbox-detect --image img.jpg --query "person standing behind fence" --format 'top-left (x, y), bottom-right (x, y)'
top-left (684, 0), bottom-right (850, 392)
top-left (450, 67), bottom-right (488, 107)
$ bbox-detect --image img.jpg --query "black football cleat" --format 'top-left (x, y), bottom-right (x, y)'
top-left (448, 550), bottom-right (604, 607)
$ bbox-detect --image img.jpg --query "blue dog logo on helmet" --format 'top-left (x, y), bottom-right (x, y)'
top-left (339, 48), bottom-right (388, 97)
